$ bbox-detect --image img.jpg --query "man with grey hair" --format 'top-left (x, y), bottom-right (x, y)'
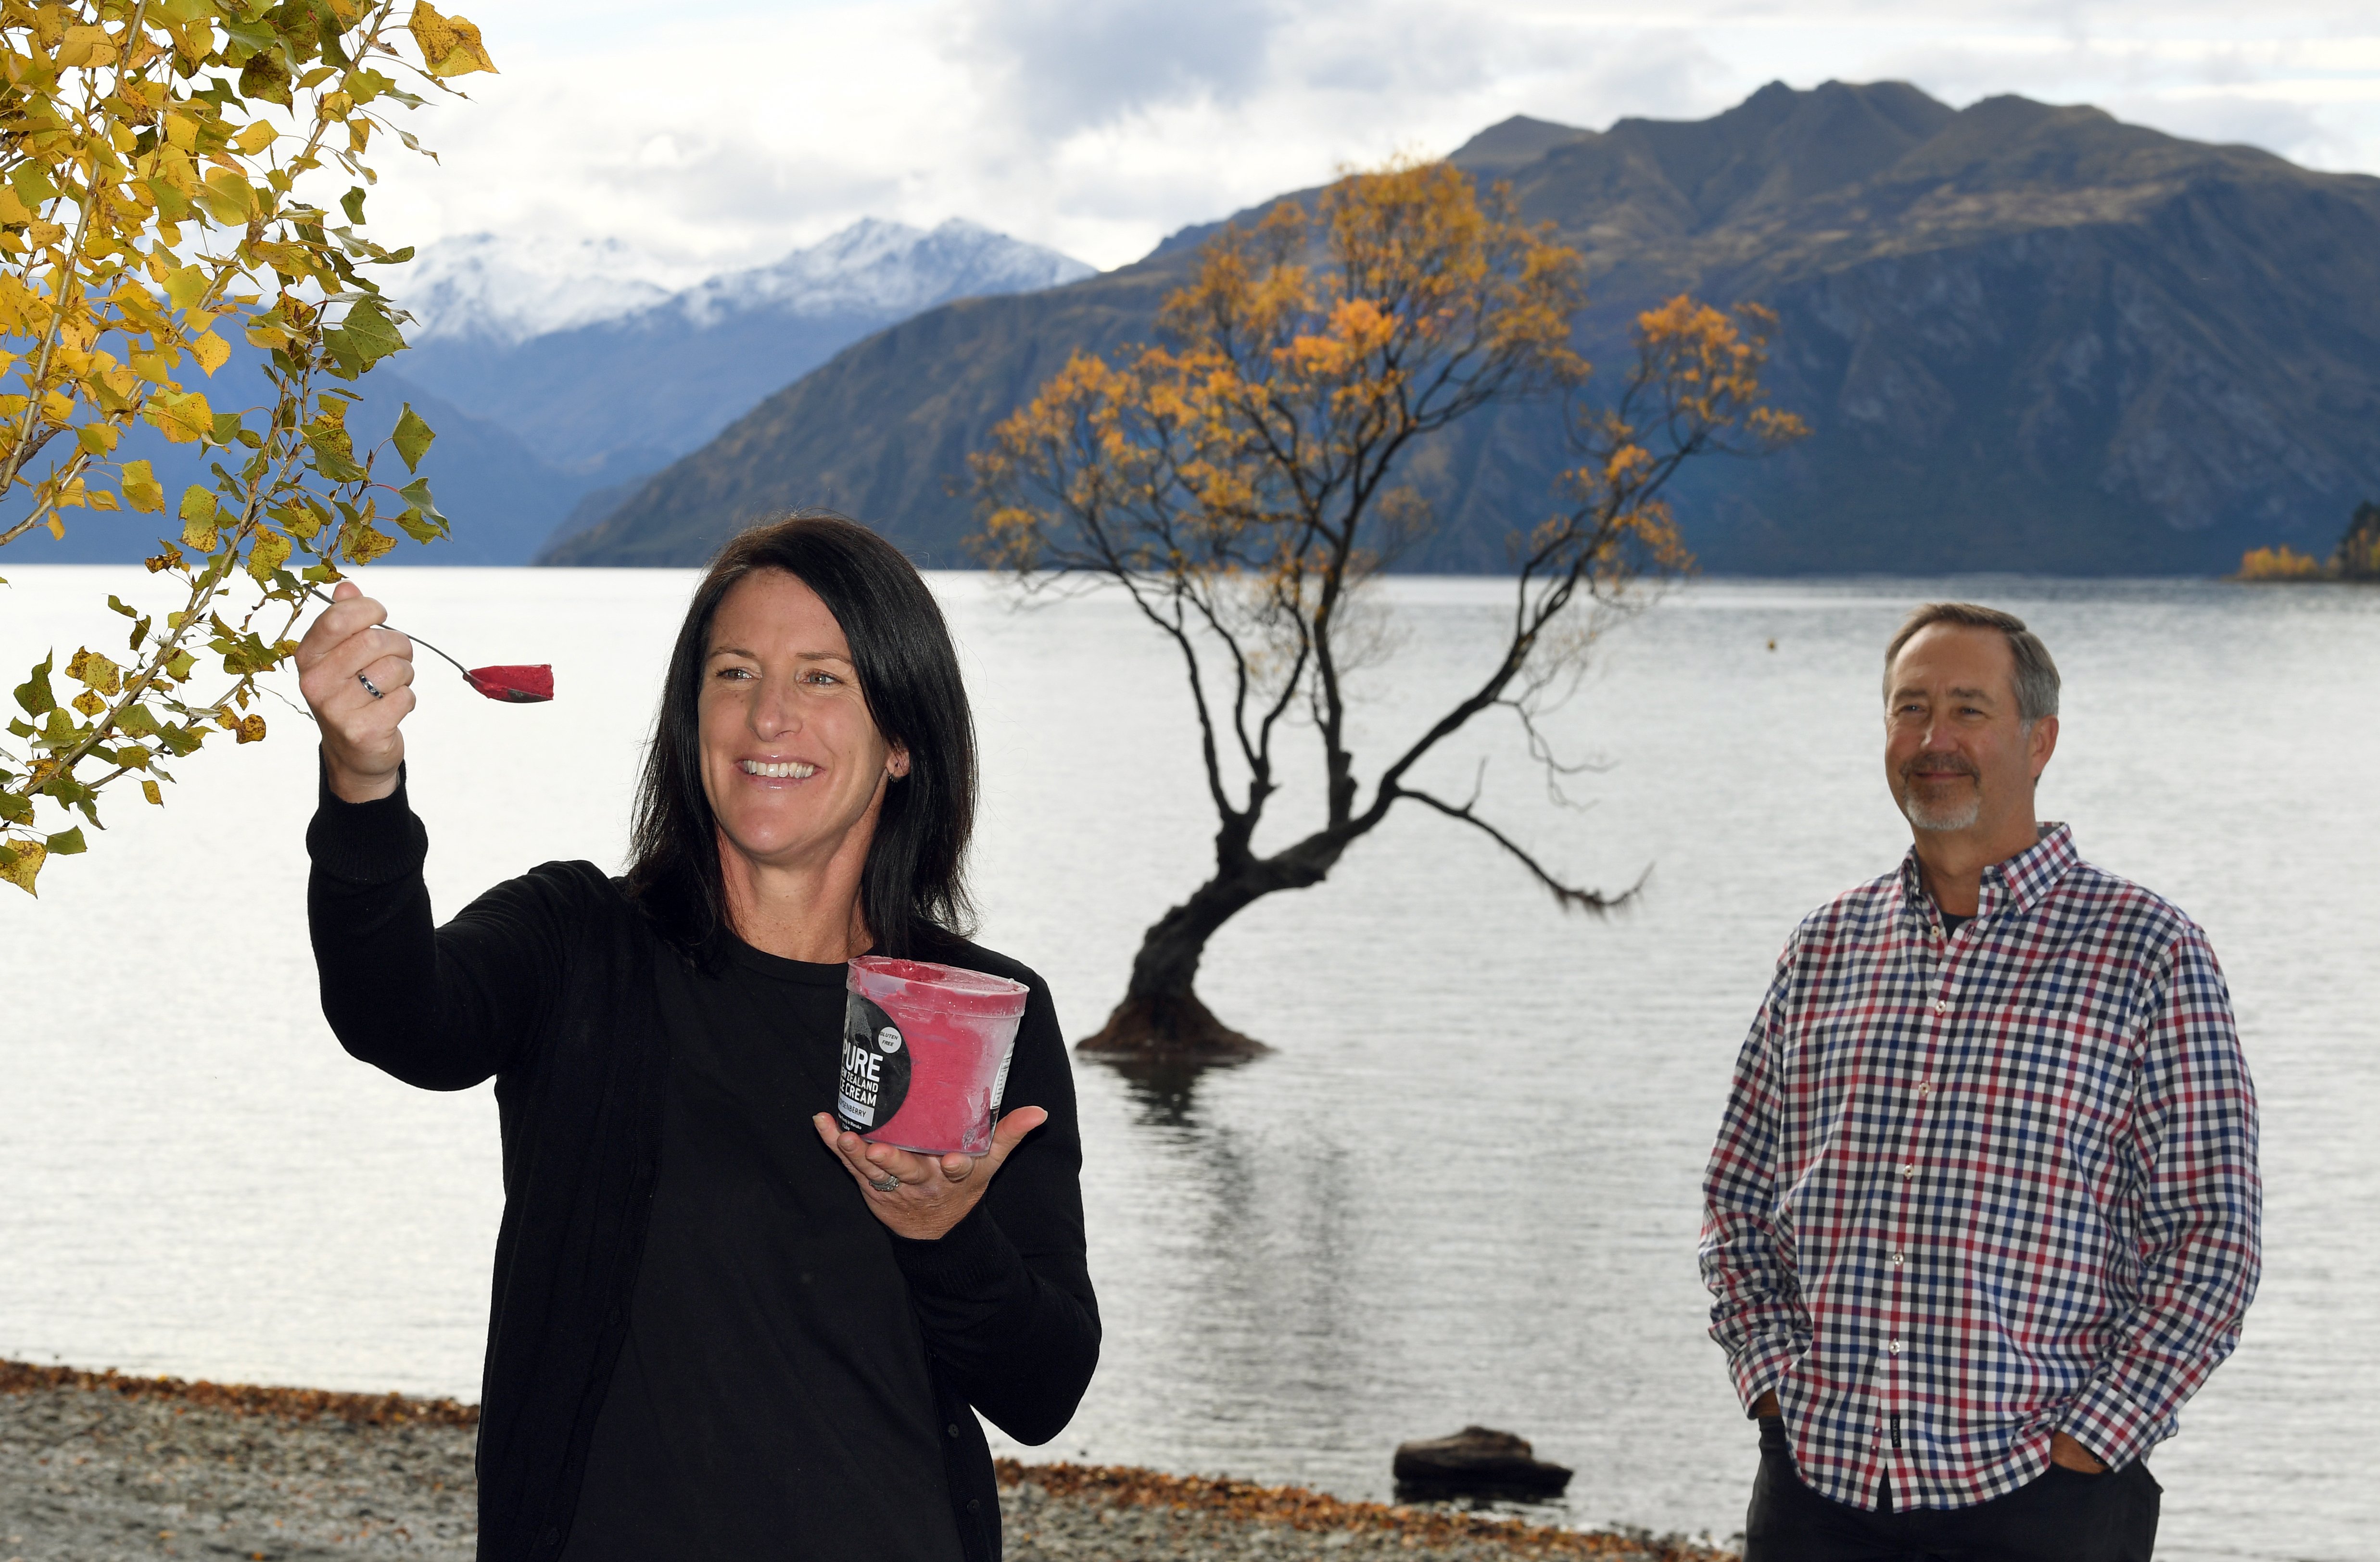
top-left (1698, 603), bottom-right (2260, 1560)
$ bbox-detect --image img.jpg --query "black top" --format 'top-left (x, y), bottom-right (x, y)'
top-left (559, 941), bottom-right (962, 1561)
top-left (305, 768), bottom-right (1099, 1562)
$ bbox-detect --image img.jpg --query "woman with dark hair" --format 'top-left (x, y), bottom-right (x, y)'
top-left (296, 515), bottom-right (1098, 1562)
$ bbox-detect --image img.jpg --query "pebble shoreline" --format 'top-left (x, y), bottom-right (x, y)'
top-left (0, 1364), bottom-right (1733, 1562)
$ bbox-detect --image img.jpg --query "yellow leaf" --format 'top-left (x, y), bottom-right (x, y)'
top-left (71, 689), bottom-right (105, 717)
top-left (229, 121), bottom-right (278, 155)
top-left (235, 713), bottom-right (266, 743)
top-left (0, 189), bottom-right (30, 225)
top-left (142, 779), bottom-right (162, 806)
top-left (178, 485), bottom-right (219, 550)
top-left (121, 459), bottom-right (164, 512)
top-left (54, 24), bottom-right (118, 69)
top-left (0, 839), bottom-right (47, 896)
top-left (195, 168), bottom-right (257, 226)
top-left (247, 528), bottom-right (291, 581)
top-left (162, 264), bottom-right (209, 310)
top-left (409, 2), bottom-right (500, 77)
top-left (344, 523), bottom-right (397, 565)
top-left (149, 392), bottom-right (213, 444)
top-left (66, 646), bottom-right (123, 694)
top-left (190, 331), bottom-right (229, 376)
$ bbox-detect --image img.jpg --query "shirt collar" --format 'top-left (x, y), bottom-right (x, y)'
top-left (1900, 821), bottom-right (2077, 921)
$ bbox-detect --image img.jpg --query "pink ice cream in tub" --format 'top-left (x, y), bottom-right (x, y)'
top-left (838, 957), bottom-right (1029, 1156)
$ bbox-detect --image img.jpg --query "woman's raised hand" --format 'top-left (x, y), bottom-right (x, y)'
top-left (298, 580), bottom-right (416, 803)
top-left (812, 1108), bottom-right (1051, 1242)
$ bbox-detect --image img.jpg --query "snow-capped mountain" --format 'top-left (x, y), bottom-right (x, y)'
top-left (397, 233), bottom-right (685, 344)
top-left (396, 218), bottom-right (1091, 346)
top-left (394, 217), bottom-right (1095, 484)
top-left (673, 218), bottom-right (1094, 327)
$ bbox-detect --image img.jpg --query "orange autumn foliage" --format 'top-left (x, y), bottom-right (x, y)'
top-left (2235, 545), bottom-right (2326, 580)
top-left (968, 156), bottom-right (1805, 1055)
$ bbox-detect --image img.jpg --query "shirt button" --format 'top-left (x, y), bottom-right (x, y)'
top-left (1916, 1081), bottom-right (1932, 1096)
top-left (1933, 998), bottom-right (1949, 1015)
top-left (1887, 1340), bottom-right (1902, 1355)
top-left (967, 1499), bottom-right (982, 1514)
top-left (1891, 1252), bottom-right (1905, 1267)
top-left (947, 1423), bottom-right (962, 1438)
top-left (1901, 1163), bottom-right (1917, 1179)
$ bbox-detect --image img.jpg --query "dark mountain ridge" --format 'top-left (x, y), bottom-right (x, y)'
top-left (551, 82), bottom-right (2380, 573)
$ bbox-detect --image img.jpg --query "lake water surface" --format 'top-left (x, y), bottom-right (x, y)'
top-left (2, 567), bottom-right (2372, 1559)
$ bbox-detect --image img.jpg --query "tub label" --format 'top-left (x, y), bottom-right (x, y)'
top-left (989, 1039), bottom-right (1017, 1115)
top-left (838, 994), bottom-right (911, 1132)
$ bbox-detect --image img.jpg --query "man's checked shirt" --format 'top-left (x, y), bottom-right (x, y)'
top-left (1699, 823), bottom-right (2260, 1510)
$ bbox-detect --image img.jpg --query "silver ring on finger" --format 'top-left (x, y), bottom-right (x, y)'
top-left (869, 1172), bottom-right (901, 1193)
top-left (358, 672), bottom-right (384, 699)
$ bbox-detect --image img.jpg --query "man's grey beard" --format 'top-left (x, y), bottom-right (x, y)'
top-left (1897, 765), bottom-right (1982, 831)
top-left (1900, 790), bottom-right (1983, 831)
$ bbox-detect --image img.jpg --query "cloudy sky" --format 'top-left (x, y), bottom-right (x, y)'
top-left (365, 0), bottom-right (2380, 281)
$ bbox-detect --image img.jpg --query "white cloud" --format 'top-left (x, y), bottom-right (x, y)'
top-left (358, 0), bottom-right (2380, 279)
top-left (957, 0), bottom-right (1290, 136)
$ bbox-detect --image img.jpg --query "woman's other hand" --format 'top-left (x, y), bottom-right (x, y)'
top-left (812, 1108), bottom-right (1050, 1242)
top-left (298, 580), bottom-right (416, 803)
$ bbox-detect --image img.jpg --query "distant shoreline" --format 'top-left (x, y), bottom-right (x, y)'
top-left (1, 1359), bottom-right (1733, 1561)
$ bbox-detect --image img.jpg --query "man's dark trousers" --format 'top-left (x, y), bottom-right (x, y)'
top-left (1746, 1417), bottom-right (2161, 1562)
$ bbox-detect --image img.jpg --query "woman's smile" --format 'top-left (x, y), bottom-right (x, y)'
top-left (739, 758), bottom-right (819, 781)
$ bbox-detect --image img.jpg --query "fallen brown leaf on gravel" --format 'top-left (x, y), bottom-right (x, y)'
top-left (0, 1358), bottom-right (478, 1427)
top-left (994, 1459), bottom-right (1735, 1560)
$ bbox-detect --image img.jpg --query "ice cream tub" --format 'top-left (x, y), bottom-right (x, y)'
top-left (838, 957), bottom-right (1030, 1157)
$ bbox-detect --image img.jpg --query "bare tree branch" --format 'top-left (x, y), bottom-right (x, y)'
top-left (1395, 785), bottom-right (1646, 914)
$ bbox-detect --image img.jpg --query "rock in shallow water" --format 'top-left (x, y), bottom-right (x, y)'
top-left (1393, 1426), bottom-right (1575, 1499)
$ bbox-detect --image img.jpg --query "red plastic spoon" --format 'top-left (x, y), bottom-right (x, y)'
top-left (306, 586), bottom-right (554, 704)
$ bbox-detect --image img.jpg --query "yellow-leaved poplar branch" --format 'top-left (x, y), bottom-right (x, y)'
top-left (0, 0), bottom-right (496, 895)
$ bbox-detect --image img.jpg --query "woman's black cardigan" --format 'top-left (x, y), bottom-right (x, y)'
top-left (305, 773), bottom-right (1100, 1562)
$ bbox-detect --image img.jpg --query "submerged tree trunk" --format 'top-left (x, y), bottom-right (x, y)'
top-left (1078, 846), bottom-right (1339, 1061)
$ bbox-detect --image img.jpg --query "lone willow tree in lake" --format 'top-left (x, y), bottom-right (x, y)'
top-left (971, 158), bottom-right (1806, 1061)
